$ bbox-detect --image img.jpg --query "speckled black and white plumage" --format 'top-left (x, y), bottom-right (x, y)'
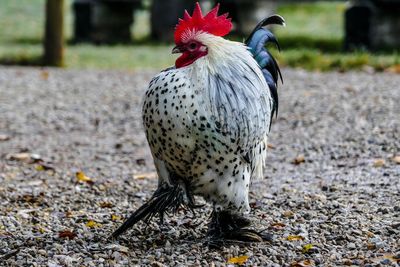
top-left (142, 33), bottom-right (274, 214)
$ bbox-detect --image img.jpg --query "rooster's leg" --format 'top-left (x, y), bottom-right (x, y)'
top-left (206, 210), bottom-right (272, 248)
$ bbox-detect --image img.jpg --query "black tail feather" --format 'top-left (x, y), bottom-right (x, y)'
top-left (245, 14), bottom-right (285, 120)
top-left (245, 14), bottom-right (285, 45)
top-left (111, 185), bottom-right (185, 238)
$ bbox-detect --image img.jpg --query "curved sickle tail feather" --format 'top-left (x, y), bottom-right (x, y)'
top-left (111, 185), bottom-right (186, 238)
top-left (245, 14), bottom-right (285, 121)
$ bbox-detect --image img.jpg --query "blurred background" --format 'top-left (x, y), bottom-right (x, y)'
top-left (0, 0), bottom-right (399, 71)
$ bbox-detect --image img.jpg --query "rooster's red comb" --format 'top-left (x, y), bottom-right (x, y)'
top-left (174, 3), bottom-right (232, 44)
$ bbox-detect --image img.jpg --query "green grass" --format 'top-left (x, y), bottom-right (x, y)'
top-left (272, 1), bottom-right (399, 71)
top-left (276, 2), bottom-right (344, 40)
top-left (66, 44), bottom-right (174, 70)
top-left (0, 0), bottom-right (399, 71)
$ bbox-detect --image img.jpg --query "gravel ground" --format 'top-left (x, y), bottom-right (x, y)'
top-left (0, 66), bottom-right (399, 267)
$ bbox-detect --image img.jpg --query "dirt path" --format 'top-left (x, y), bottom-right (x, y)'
top-left (0, 67), bottom-right (399, 266)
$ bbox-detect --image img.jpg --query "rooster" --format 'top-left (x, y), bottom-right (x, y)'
top-left (112, 3), bottom-right (284, 244)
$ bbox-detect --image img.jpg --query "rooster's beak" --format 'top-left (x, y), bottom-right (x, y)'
top-left (172, 46), bottom-right (184, 54)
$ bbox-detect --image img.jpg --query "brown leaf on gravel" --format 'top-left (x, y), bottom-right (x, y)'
top-left (0, 230), bottom-right (13, 238)
top-left (40, 70), bottom-right (49, 80)
top-left (58, 230), bottom-right (77, 240)
top-left (270, 222), bottom-right (286, 230)
top-left (344, 86), bottom-right (357, 94)
top-left (283, 210), bottom-right (294, 218)
top-left (365, 231), bottom-right (375, 238)
top-left (133, 172), bottom-right (157, 179)
top-left (267, 143), bottom-right (275, 149)
top-left (373, 254), bottom-right (400, 264)
top-left (0, 134), bottom-right (10, 141)
top-left (385, 64), bottom-right (400, 74)
top-left (373, 159), bottom-right (385, 167)
top-left (292, 155), bottom-right (305, 165)
top-left (76, 171), bottom-right (94, 184)
top-left (99, 202), bottom-right (113, 208)
top-left (287, 235), bottom-right (304, 241)
top-left (6, 153), bottom-right (42, 163)
top-left (19, 193), bottom-right (45, 205)
top-left (290, 259), bottom-right (314, 267)
top-left (392, 156), bottom-right (400, 164)
top-left (343, 259), bottom-right (353, 266)
top-left (227, 255), bottom-right (249, 265)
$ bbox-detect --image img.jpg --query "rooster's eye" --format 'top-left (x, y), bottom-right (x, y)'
top-left (188, 42), bottom-right (197, 50)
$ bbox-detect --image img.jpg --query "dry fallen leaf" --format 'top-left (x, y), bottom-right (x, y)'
top-left (133, 172), bottom-right (157, 179)
top-left (373, 159), bottom-right (385, 167)
top-left (85, 220), bottom-right (102, 228)
top-left (76, 171), bottom-right (94, 184)
top-left (6, 153), bottom-right (42, 163)
top-left (366, 242), bottom-right (376, 250)
top-left (0, 134), bottom-right (10, 141)
top-left (292, 155), bottom-right (305, 165)
top-left (267, 143), bottom-right (275, 149)
top-left (40, 70), bottom-right (49, 80)
top-left (287, 235), bottom-right (304, 241)
top-left (392, 156), bottom-right (400, 164)
top-left (35, 163), bottom-right (55, 172)
top-left (58, 230), bottom-right (77, 240)
top-left (290, 259), bottom-right (314, 267)
top-left (385, 64), bottom-right (400, 74)
top-left (270, 222), bottom-right (286, 230)
top-left (342, 259), bottom-right (353, 266)
top-left (227, 255), bottom-right (249, 265)
top-left (111, 214), bottom-right (121, 221)
top-left (373, 254), bottom-right (400, 264)
top-left (0, 230), bottom-right (12, 238)
top-left (35, 165), bottom-right (45, 171)
top-left (344, 86), bottom-right (356, 93)
top-left (283, 210), bottom-right (294, 218)
top-left (366, 231), bottom-right (374, 238)
top-left (302, 244), bottom-right (314, 253)
top-left (99, 202), bottom-right (113, 208)
top-left (20, 193), bottom-right (45, 205)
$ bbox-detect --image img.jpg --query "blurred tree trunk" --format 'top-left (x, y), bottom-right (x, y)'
top-left (44, 0), bottom-right (64, 66)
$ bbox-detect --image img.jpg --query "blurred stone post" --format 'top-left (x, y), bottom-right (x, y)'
top-left (44, 0), bottom-right (64, 66)
top-left (91, 0), bottom-right (139, 44)
top-left (369, 0), bottom-right (400, 50)
top-left (219, 0), bottom-right (277, 36)
top-left (345, 0), bottom-right (400, 50)
top-left (73, 0), bottom-right (93, 43)
top-left (150, 0), bottom-right (277, 42)
top-left (72, 0), bottom-right (141, 44)
top-left (151, 0), bottom-right (197, 42)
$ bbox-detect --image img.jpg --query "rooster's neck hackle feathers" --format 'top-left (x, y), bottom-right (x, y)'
top-left (188, 33), bottom-right (258, 78)
top-left (174, 2), bottom-right (232, 45)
